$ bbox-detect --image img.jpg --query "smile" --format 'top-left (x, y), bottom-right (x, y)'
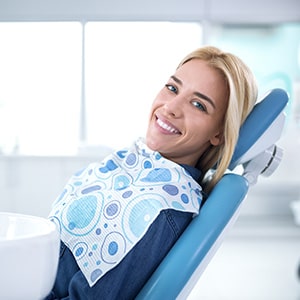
top-left (156, 118), bottom-right (181, 134)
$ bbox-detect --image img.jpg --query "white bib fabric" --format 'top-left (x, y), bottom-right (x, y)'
top-left (49, 138), bottom-right (202, 287)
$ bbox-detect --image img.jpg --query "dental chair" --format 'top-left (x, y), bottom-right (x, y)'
top-left (136, 88), bottom-right (289, 300)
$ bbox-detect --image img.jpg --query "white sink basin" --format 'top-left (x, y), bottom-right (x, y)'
top-left (0, 212), bottom-right (60, 300)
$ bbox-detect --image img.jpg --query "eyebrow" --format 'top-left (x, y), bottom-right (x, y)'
top-left (170, 75), bottom-right (216, 109)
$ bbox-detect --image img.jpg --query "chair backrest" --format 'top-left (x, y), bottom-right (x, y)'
top-left (136, 88), bottom-right (289, 300)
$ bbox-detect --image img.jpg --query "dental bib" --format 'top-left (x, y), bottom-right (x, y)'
top-left (49, 138), bottom-right (202, 287)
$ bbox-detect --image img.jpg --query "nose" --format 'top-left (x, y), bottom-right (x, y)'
top-left (163, 96), bottom-right (184, 118)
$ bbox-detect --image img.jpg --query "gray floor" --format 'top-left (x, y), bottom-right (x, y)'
top-left (188, 218), bottom-right (300, 300)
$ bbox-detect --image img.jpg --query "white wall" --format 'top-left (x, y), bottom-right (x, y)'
top-left (0, 155), bottom-right (103, 217)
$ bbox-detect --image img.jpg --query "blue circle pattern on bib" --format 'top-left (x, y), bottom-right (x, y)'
top-left (49, 138), bottom-right (202, 287)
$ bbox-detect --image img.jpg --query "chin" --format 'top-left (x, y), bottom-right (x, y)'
top-left (145, 138), bottom-right (160, 152)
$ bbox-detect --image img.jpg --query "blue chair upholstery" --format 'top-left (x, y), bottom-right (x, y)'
top-left (230, 88), bottom-right (289, 170)
top-left (136, 174), bottom-right (248, 300)
top-left (136, 88), bottom-right (289, 300)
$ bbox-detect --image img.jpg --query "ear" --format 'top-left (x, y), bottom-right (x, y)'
top-left (210, 131), bottom-right (224, 146)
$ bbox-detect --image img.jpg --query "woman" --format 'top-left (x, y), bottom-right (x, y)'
top-left (46, 46), bottom-right (257, 299)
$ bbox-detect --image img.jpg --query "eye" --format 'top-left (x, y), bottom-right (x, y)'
top-left (192, 100), bottom-right (207, 112)
top-left (165, 84), bottom-right (178, 94)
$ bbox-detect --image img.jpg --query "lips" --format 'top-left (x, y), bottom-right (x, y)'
top-left (156, 117), bottom-right (181, 134)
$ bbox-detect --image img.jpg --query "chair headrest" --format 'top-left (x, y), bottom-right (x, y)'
top-left (229, 88), bottom-right (289, 170)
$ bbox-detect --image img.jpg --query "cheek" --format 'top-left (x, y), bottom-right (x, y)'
top-left (147, 101), bottom-right (159, 128)
top-left (189, 118), bottom-right (220, 140)
top-left (148, 93), bottom-right (166, 119)
top-left (152, 86), bottom-right (169, 104)
top-left (149, 96), bottom-right (161, 113)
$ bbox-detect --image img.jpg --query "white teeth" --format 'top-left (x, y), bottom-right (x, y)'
top-left (157, 118), bottom-right (179, 134)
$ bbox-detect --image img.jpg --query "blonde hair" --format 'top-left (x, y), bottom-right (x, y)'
top-left (178, 46), bottom-right (258, 192)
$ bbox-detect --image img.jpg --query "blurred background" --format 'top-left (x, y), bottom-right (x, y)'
top-left (0, 0), bottom-right (299, 299)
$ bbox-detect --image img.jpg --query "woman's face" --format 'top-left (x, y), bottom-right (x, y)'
top-left (146, 58), bottom-right (228, 166)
